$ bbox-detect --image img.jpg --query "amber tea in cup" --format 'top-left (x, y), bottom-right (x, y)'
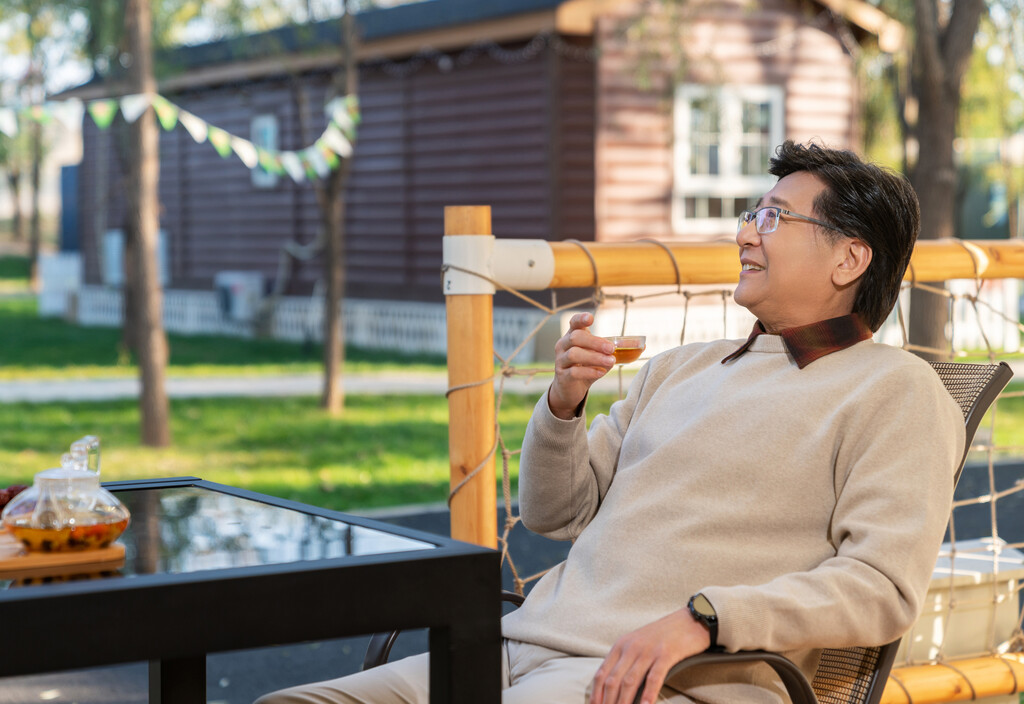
top-left (604, 335), bottom-right (646, 364)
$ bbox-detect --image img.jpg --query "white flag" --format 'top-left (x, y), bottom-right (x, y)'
top-left (0, 108), bottom-right (17, 137)
top-left (305, 147), bottom-right (330, 178)
top-left (325, 96), bottom-right (353, 132)
top-left (178, 110), bottom-right (208, 143)
top-left (280, 152), bottom-right (306, 182)
top-left (119, 93), bottom-right (151, 123)
top-left (321, 124), bottom-right (353, 158)
top-left (52, 99), bottom-right (84, 130)
top-left (230, 136), bottom-right (259, 169)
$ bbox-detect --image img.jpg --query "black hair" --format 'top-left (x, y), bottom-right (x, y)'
top-left (768, 140), bottom-right (920, 332)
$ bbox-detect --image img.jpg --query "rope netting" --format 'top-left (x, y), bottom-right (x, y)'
top-left (442, 238), bottom-right (1024, 675)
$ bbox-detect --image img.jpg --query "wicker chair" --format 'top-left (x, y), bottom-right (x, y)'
top-left (661, 361), bottom-right (1013, 704)
top-left (364, 361), bottom-right (1014, 704)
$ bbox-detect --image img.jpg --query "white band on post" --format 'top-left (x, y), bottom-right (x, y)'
top-left (443, 235), bottom-right (496, 295)
top-left (492, 240), bottom-right (555, 291)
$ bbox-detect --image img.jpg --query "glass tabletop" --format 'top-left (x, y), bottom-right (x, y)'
top-left (115, 486), bottom-right (437, 576)
top-left (1, 484), bottom-right (438, 588)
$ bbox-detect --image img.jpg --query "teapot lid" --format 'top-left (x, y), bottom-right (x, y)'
top-left (35, 467), bottom-right (100, 488)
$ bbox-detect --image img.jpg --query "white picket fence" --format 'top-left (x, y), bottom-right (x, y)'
top-left (41, 254), bottom-right (1022, 364)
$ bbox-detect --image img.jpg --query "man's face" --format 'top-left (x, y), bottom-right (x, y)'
top-left (734, 171), bottom-right (852, 332)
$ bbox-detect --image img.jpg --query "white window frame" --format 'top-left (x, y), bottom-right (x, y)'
top-left (672, 84), bottom-right (785, 237)
top-left (251, 114), bottom-right (279, 189)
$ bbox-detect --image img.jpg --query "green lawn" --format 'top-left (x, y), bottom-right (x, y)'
top-left (0, 255), bottom-right (30, 294)
top-left (0, 295), bottom-right (447, 380)
top-left (0, 393), bottom-right (619, 511)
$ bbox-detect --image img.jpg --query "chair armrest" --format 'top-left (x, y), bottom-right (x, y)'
top-left (362, 590), bottom-right (525, 670)
top-left (659, 650), bottom-right (817, 704)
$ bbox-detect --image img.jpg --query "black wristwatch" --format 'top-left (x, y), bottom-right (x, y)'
top-left (688, 593), bottom-right (718, 648)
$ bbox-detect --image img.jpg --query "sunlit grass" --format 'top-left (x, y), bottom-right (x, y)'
top-left (0, 393), bottom-right (620, 510)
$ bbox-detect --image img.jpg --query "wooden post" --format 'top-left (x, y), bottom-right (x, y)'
top-left (444, 206), bottom-right (498, 548)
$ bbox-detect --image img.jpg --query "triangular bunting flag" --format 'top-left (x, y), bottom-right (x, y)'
top-left (305, 147), bottom-right (330, 179)
top-left (207, 126), bottom-right (233, 157)
top-left (345, 94), bottom-right (361, 125)
top-left (27, 105), bottom-right (52, 124)
top-left (178, 110), bottom-right (208, 143)
top-left (151, 95), bottom-right (179, 131)
top-left (88, 100), bottom-right (118, 129)
top-left (51, 99), bottom-right (84, 131)
top-left (0, 108), bottom-right (17, 138)
top-left (256, 148), bottom-right (285, 175)
top-left (318, 143), bottom-right (340, 170)
top-left (321, 124), bottom-right (353, 158)
top-left (280, 152), bottom-right (306, 182)
top-left (230, 136), bottom-right (259, 169)
top-left (119, 94), bottom-right (151, 123)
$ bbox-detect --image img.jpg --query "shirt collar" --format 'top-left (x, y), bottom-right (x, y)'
top-left (721, 314), bottom-right (873, 369)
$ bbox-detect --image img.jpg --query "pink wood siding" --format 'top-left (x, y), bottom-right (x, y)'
top-left (594, 0), bottom-right (859, 244)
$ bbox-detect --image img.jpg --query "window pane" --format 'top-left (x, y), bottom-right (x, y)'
top-left (741, 145), bottom-right (770, 176)
top-left (742, 101), bottom-right (770, 133)
top-left (689, 95), bottom-right (720, 176)
top-left (740, 100), bottom-right (772, 176)
top-left (708, 198), bottom-right (722, 218)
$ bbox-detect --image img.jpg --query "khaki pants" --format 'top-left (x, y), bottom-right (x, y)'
top-left (254, 640), bottom-right (790, 704)
top-left (254, 639), bottom-right (695, 704)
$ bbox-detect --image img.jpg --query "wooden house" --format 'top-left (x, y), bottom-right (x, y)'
top-left (61, 0), bottom-right (902, 357)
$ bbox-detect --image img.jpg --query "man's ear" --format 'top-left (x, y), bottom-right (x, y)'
top-left (833, 239), bottom-right (872, 287)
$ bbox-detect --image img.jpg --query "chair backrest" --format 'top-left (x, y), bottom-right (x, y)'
top-left (809, 361), bottom-right (1014, 704)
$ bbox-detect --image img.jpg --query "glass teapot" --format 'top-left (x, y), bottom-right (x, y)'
top-left (1, 436), bottom-right (130, 552)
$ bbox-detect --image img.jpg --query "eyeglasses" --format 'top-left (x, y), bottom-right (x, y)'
top-left (737, 207), bottom-right (851, 237)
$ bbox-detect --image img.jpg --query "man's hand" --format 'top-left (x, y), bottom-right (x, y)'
top-left (590, 608), bottom-right (711, 704)
top-left (548, 312), bottom-right (617, 420)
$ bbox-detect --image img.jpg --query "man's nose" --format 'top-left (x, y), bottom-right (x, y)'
top-left (736, 219), bottom-right (760, 247)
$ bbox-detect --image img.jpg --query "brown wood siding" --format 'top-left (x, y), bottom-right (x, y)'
top-left (553, 37), bottom-right (597, 243)
top-left (594, 0), bottom-right (859, 244)
top-left (79, 43), bottom-right (560, 304)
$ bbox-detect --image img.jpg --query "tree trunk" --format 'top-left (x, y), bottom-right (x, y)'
top-left (28, 119), bottom-right (42, 291)
top-left (319, 2), bottom-right (358, 415)
top-left (906, 0), bottom-right (985, 360)
top-left (126, 0), bottom-right (171, 447)
top-left (321, 165), bottom-right (349, 414)
top-left (6, 171), bottom-right (22, 242)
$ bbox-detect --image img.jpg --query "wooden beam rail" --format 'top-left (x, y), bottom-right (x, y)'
top-left (503, 239), bottom-right (1024, 289)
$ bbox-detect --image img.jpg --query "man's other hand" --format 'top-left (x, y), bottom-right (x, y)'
top-left (548, 312), bottom-right (617, 420)
top-left (589, 608), bottom-right (711, 704)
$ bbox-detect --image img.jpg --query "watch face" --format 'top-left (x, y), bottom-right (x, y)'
top-left (693, 593), bottom-right (716, 620)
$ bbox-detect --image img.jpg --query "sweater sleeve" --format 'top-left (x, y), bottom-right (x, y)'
top-left (703, 361), bottom-right (965, 652)
top-left (518, 362), bottom-right (654, 541)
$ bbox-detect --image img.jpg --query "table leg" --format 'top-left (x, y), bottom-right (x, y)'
top-left (149, 656), bottom-right (206, 704)
top-left (428, 623), bottom-right (501, 704)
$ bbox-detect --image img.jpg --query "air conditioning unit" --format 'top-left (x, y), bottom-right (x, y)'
top-left (214, 271), bottom-right (264, 322)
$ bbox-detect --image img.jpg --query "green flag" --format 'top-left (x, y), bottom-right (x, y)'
top-left (208, 126), bottom-right (233, 158)
top-left (151, 95), bottom-right (179, 131)
top-left (88, 100), bottom-right (118, 130)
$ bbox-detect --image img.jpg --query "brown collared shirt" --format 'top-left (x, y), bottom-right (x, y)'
top-left (721, 314), bottom-right (873, 369)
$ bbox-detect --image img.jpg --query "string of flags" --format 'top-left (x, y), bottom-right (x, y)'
top-left (0, 92), bottom-right (360, 182)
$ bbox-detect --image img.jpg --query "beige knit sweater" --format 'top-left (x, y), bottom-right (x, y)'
top-left (501, 334), bottom-right (964, 700)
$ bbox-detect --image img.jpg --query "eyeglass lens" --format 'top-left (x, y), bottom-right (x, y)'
top-left (737, 208), bottom-right (780, 234)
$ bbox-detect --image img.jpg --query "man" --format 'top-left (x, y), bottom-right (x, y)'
top-left (255, 142), bottom-right (964, 704)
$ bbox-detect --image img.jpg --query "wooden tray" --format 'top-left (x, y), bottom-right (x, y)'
top-left (0, 529), bottom-right (125, 579)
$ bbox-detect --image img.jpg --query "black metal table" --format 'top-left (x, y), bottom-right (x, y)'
top-left (0, 477), bottom-right (502, 704)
